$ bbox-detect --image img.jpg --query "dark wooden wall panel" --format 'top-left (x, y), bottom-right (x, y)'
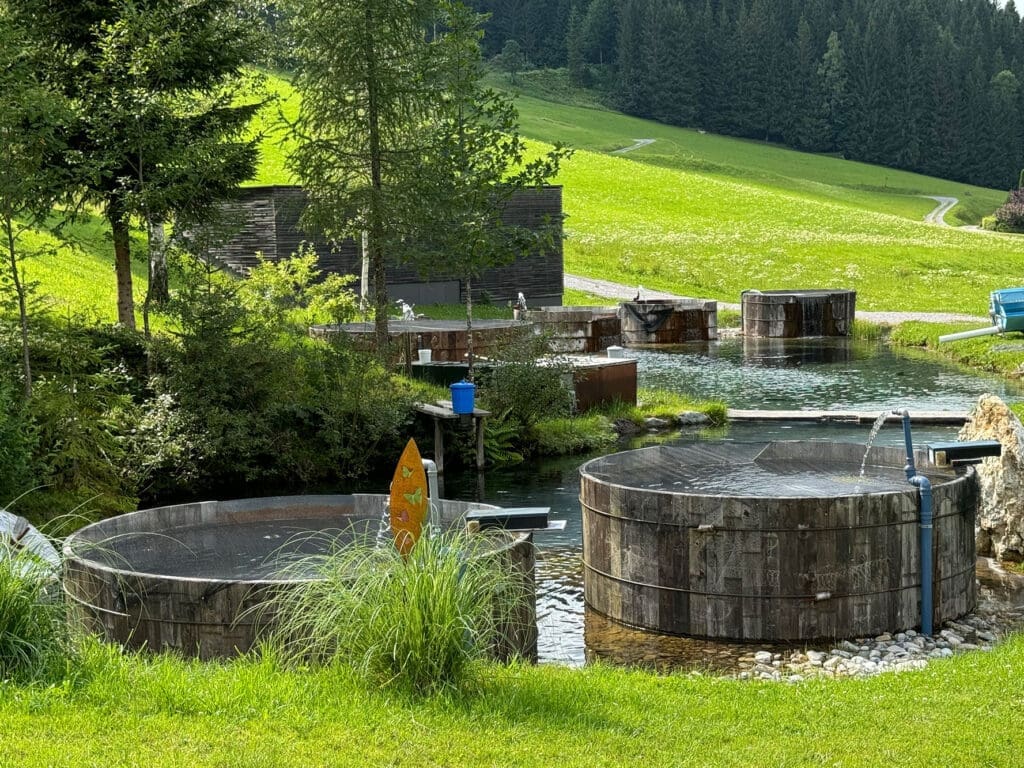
top-left (201, 185), bottom-right (564, 305)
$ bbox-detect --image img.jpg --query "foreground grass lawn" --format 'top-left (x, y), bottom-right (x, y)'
top-left (3, 638), bottom-right (1023, 766)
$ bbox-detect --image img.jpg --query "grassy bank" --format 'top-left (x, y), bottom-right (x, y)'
top-left (889, 322), bottom-right (1024, 420)
top-left (2, 638), bottom-right (1023, 767)
top-left (890, 322), bottom-right (1024, 380)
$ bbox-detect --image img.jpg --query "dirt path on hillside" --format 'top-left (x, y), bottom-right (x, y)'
top-left (924, 195), bottom-right (958, 226)
top-left (564, 273), bottom-right (987, 324)
top-left (610, 138), bottom-right (656, 154)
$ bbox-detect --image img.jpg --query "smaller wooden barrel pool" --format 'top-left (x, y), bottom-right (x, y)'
top-left (64, 495), bottom-right (536, 660)
top-left (619, 299), bottom-right (718, 345)
top-left (580, 442), bottom-right (977, 642)
top-left (742, 289), bottom-right (856, 337)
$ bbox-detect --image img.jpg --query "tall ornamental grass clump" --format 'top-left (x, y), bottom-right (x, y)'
top-left (0, 543), bottom-right (69, 683)
top-left (264, 529), bottom-right (530, 696)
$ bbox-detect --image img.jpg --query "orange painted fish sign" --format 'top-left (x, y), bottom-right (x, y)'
top-left (389, 438), bottom-right (429, 556)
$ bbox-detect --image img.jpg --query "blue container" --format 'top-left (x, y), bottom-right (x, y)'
top-left (990, 288), bottom-right (1024, 332)
top-left (450, 380), bottom-right (476, 414)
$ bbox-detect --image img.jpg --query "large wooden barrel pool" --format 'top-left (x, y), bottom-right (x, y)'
top-left (63, 495), bottom-right (536, 660)
top-left (580, 442), bottom-right (977, 642)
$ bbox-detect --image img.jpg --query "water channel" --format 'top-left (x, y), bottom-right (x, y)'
top-left (445, 337), bottom-right (1024, 668)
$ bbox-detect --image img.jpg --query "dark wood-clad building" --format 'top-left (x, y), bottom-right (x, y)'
top-left (198, 185), bottom-right (565, 307)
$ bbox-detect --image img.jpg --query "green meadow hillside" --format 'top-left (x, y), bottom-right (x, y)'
top-left (16, 70), bottom-right (1024, 319)
top-left (251, 71), bottom-right (1023, 315)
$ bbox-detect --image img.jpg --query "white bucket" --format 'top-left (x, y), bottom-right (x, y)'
top-left (418, 348), bottom-right (432, 364)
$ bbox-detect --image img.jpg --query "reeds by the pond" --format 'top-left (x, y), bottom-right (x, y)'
top-left (260, 529), bottom-right (531, 696)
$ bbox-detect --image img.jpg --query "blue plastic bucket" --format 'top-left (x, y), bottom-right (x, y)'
top-left (450, 380), bottom-right (476, 414)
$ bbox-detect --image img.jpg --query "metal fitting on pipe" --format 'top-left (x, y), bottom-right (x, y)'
top-left (422, 459), bottom-right (441, 537)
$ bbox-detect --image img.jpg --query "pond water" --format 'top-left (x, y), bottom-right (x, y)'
top-left (444, 337), bottom-right (1024, 667)
top-left (634, 336), bottom-right (1023, 411)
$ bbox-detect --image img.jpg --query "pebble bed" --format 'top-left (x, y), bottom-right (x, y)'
top-left (737, 615), bottom-right (1012, 682)
top-left (735, 574), bottom-right (1024, 681)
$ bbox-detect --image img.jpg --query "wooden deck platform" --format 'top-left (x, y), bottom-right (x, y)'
top-left (727, 409), bottom-right (969, 425)
top-left (414, 400), bottom-right (491, 473)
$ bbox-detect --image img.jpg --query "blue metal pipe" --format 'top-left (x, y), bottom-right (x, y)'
top-left (910, 474), bottom-right (934, 637)
top-left (892, 409), bottom-right (934, 636)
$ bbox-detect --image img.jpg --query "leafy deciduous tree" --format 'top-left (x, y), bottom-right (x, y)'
top-left (492, 39), bottom-right (531, 84)
top-left (10, 0), bottom-right (265, 330)
top-left (0, 13), bottom-right (71, 397)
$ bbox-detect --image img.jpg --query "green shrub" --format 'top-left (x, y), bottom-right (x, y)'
top-left (482, 409), bottom-right (526, 465)
top-left (0, 543), bottom-right (69, 683)
top-left (262, 529), bottom-right (531, 696)
top-left (532, 414), bottom-right (616, 455)
top-left (477, 334), bottom-right (574, 428)
top-left (0, 380), bottom-right (37, 506)
top-left (26, 318), bottom-right (144, 520)
top-left (994, 188), bottom-right (1024, 232)
top-left (149, 256), bottom-right (415, 492)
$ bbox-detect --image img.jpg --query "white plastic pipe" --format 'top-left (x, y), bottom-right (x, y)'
top-left (938, 325), bottom-right (1000, 343)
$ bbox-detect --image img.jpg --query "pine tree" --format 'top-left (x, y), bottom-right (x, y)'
top-left (288, 0), bottom-right (452, 348)
top-left (784, 16), bottom-right (828, 151)
top-left (581, 0), bottom-right (620, 70)
top-left (616, 0), bottom-right (648, 115)
top-left (567, 4), bottom-right (588, 85)
top-left (652, 2), bottom-right (698, 127)
top-left (818, 30), bottom-right (848, 152)
top-left (989, 69), bottom-right (1022, 188)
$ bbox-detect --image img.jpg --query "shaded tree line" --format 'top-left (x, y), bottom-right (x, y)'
top-left (474, 0), bottom-right (1024, 190)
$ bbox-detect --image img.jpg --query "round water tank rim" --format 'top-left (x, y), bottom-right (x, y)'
top-left (63, 557), bottom-right (320, 587)
top-left (743, 289), bottom-right (855, 296)
top-left (64, 494), bottom-right (521, 584)
top-left (579, 442), bottom-right (966, 499)
top-left (578, 477), bottom-right (962, 502)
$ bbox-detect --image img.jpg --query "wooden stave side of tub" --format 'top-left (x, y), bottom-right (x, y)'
top-left (580, 447), bottom-right (977, 642)
top-left (618, 300), bottom-right (718, 345)
top-left (63, 495), bottom-right (537, 661)
top-left (741, 289), bottom-right (856, 338)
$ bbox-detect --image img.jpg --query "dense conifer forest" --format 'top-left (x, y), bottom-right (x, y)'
top-left (473, 0), bottom-right (1024, 190)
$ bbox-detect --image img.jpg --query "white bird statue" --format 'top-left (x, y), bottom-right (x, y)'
top-left (396, 299), bottom-right (416, 321)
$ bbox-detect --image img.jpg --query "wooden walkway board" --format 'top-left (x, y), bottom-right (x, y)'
top-left (414, 401), bottom-right (491, 473)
